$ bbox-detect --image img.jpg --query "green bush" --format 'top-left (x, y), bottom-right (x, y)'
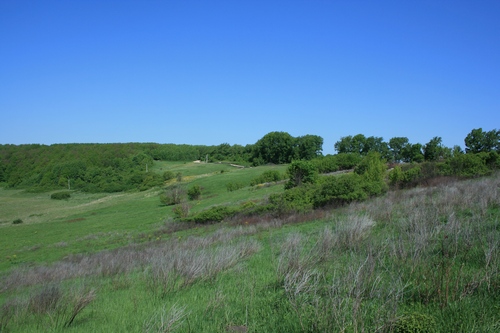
top-left (314, 174), bottom-right (367, 207)
top-left (140, 172), bottom-right (164, 190)
top-left (159, 185), bottom-right (185, 206)
top-left (268, 184), bottom-right (316, 216)
top-left (392, 312), bottom-right (437, 333)
top-left (285, 160), bottom-right (318, 189)
top-left (311, 155), bottom-right (338, 173)
top-left (12, 218), bottom-right (23, 224)
top-left (189, 206), bottom-right (236, 223)
top-left (389, 164), bottom-right (423, 188)
top-left (226, 182), bottom-right (245, 192)
top-left (172, 203), bottom-right (190, 219)
top-left (441, 153), bottom-right (491, 178)
top-left (389, 165), bottom-right (405, 187)
top-left (402, 164), bottom-right (422, 184)
top-left (333, 153), bottom-right (363, 170)
top-left (187, 184), bottom-right (202, 200)
top-left (250, 170), bottom-right (283, 186)
top-left (484, 151), bottom-right (500, 169)
top-left (354, 152), bottom-right (386, 181)
top-left (162, 170), bottom-right (175, 181)
top-left (176, 172), bottom-right (182, 182)
top-left (50, 191), bottom-right (71, 200)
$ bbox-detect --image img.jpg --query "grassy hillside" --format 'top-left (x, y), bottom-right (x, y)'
top-left (0, 163), bottom-right (499, 332)
top-left (0, 162), bottom-right (288, 271)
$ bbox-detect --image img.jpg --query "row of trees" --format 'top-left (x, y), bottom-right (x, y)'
top-left (333, 128), bottom-right (500, 163)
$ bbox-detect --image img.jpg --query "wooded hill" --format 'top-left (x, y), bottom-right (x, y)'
top-left (0, 128), bottom-right (498, 193)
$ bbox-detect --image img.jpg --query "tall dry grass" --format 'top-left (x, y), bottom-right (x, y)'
top-left (144, 303), bottom-right (189, 333)
top-left (1, 284), bottom-right (96, 330)
top-left (273, 173), bottom-right (500, 331)
top-left (1, 226), bottom-right (260, 293)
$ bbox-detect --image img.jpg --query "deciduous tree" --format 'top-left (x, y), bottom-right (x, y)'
top-left (465, 128), bottom-right (500, 153)
top-left (253, 131), bottom-right (295, 165)
top-left (423, 137), bottom-right (444, 161)
top-left (294, 135), bottom-right (323, 160)
top-left (388, 137), bottom-right (409, 162)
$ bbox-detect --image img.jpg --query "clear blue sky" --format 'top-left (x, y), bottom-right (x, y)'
top-left (1, 0), bottom-right (499, 154)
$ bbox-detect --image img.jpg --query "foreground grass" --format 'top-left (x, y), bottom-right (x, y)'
top-left (1, 173), bottom-right (500, 332)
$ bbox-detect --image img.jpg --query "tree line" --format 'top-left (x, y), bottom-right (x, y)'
top-left (0, 128), bottom-right (498, 193)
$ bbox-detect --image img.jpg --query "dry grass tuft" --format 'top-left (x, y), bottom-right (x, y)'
top-left (144, 303), bottom-right (189, 333)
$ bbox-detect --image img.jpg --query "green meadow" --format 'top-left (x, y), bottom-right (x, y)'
top-left (0, 162), bottom-right (287, 270)
top-left (1, 161), bottom-right (499, 332)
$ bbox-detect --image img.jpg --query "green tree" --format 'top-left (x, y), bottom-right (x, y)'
top-left (402, 143), bottom-right (424, 163)
top-left (388, 137), bottom-right (409, 162)
top-left (334, 134), bottom-right (366, 155)
top-left (253, 131), bottom-right (295, 165)
top-left (334, 134), bottom-right (389, 158)
top-left (465, 128), bottom-right (500, 153)
top-left (423, 136), bottom-right (444, 161)
top-left (0, 162), bottom-right (6, 182)
top-left (363, 136), bottom-right (389, 158)
top-left (294, 135), bottom-right (324, 160)
top-left (285, 160), bottom-right (318, 189)
top-left (452, 145), bottom-right (464, 157)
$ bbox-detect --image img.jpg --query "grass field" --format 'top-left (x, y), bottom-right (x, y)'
top-left (1, 163), bottom-right (499, 332)
top-left (0, 163), bottom-right (288, 271)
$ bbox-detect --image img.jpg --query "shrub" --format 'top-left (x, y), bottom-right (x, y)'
top-left (354, 152), bottom-right (386, 182)
top-left (160, 185), bottom-right (185, 206)
top-left (250, 170), bottom-right (283, 186)
top-left (311, 155), bottom-right (338, 173)
top-left (172, 203), bottom-right (190, 219)
top-left (334, 153), bottom-right (363, 170)
top-left (441, 153), bottom-right (491, 178)
top-left (50, 191), bottom-right (71, 200)
top-left (389, 165), bottom-right (405, 187)
top-left (314, 174), bottom-right (367, 207)
top-left (354, 152), bottom-right (388, 196)
top-left (402, 164), bottom-right (422, 184)
top-left (12, 218), bottom-right (23, 224)
top-left (484, 151), bottom-right (500, 169)
top-left (285, 160), bottom-right (318, 189)
top-left (389, 164), bottom-right (422, 188)
top-left (140, 172), bottom-right (164, 190)
top-left (189, 206), bottom-right (236, 223)
top-left (226, 182), bottom-right (245, 192)
top-left (419, 162), bottom-right (442, 182)
top-left (268, 184), bottom-right (316, 216)
top-left (163, 171), bottom-right (175, 181)
top-left (187, 184), bottom-right (202, 200)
